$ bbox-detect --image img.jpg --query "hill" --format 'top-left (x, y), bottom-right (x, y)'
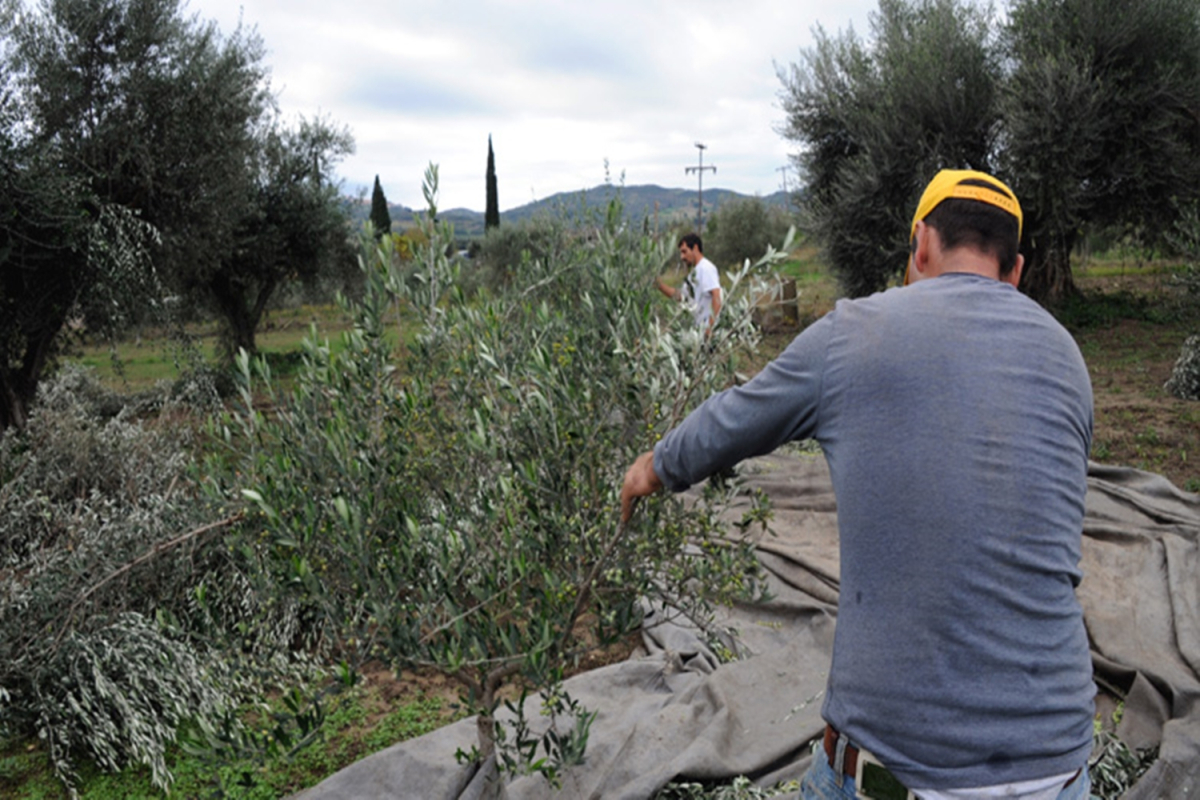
top-left (345, 184), bottom-right (793, 239)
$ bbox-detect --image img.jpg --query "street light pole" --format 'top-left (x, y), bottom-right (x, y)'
top-left (685, 143), bottom-right (716, 232)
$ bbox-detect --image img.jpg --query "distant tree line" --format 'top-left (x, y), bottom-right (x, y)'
top-left (0, 0), bottom-right (355, 431)
top-left (778, 0), bottom-right (1200, 303)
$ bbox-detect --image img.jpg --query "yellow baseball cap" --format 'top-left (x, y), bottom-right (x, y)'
top-left (904, 169), bottom-right (1022, 285)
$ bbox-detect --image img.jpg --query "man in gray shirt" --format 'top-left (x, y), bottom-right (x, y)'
top-left (621, 170), bottom-right (1094, 799)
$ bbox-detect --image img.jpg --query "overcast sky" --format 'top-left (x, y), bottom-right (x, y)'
top-left (197, 1), bottom-right (876, 212)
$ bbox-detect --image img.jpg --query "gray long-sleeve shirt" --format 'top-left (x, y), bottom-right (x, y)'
top-left (654, 273), bottom-right (1095, 790)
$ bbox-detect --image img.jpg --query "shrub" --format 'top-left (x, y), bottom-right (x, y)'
top-left (0, 366), bottom-right (194, 558)
top-left (1165, 203), bottom-right (1200, 399)
top-left (208, 165), bottom-right (790, 786)
top-left (705, 197), bottom-right (795, 270)
top-left (0, 367), bottom-right (237, 794)
top-left (1165, 334), bottom-right (1200, 400)
top-left (474, 216), bottom-right (569, 290)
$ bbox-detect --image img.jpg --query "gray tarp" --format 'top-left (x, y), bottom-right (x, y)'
top-left (293, 453), bottom-right (1200, 800)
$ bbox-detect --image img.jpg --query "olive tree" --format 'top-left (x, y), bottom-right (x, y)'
top-left (1001, 0), bottom-right (1200, 301)
top-left (187, 115), bottom-right (355, 356)
top-left (9, 0), bottom-right (355, 359)
top-left (209, 167), bottom-right (786, 788)
top-left (777, 0), bottom-right (1000, 297)
top-left (0, 88), bottom-right (159, 431)
top-left (777, 0), bottom-right (1200, 304)
top-left (11, 0), bottom-right (268, 282)
top-left (705, 196), bottom-right (795, 269)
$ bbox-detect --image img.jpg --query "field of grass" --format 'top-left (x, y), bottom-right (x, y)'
top-left (66, 303), bottom-right (403, 392)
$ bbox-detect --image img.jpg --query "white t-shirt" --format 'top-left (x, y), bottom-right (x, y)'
top-left (681, 257), bottom-right (720, 329)
top-left (913, 771), bottom-right (1079, 800)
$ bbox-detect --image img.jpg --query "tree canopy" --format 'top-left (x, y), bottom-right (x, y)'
top-left (0, 50), bottom-right (158, 431)
top-left (777, 0), bottom-right (999, 298)
top-left (190, 116), bottom-right (355, 356)
top-left (1001, 0), bottom-right (1200, 300)
top-left (0, 0), bottom-right (355, 428)
top-left (12, 0), bottom-right (270, 283)
top-left (778, 0), bottom-right (1200, 302)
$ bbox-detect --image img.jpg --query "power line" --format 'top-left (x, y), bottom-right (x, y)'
top-left (684, 143), bottom-right (716, 232)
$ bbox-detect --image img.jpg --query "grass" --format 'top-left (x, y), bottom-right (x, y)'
top-left (0, 687), bottom-right (461, 799)
top-left (67, 303), bottom-right (409, 394)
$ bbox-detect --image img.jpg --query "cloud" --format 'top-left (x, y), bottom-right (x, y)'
top-left (342, 78), bottom-right (497, 117)
top-left (195, 0), bottom-right (877, 211)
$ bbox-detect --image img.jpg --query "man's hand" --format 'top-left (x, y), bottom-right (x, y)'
top-left (621, 450), bottom-right (663, 521)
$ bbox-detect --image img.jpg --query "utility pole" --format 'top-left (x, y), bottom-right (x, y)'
top-left (685, 143), bottom-right (716, 232)
top-left (776, 165), bottom-right (789, 195)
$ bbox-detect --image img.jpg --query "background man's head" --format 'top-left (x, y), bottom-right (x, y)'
top-left (678, 233), bottom-right (703, 266)
top-left (905, 170), bottom-right (1023, 283)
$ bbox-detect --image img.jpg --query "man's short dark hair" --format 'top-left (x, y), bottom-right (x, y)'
top-left (678, 233), bottom-right (703, 252)
top-left (922, 179), bottom-right (1020, 277)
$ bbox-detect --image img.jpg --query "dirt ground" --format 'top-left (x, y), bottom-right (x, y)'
top-left (1083, 319), bottom-right (1198, 490)
top-left (1070, 273), bottom-right (1200, 492)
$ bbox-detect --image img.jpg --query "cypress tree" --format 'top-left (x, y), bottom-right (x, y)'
top-left (485, 136), bottom-right (500, 230)
top-left (370, 174), bottom-right (392, 238)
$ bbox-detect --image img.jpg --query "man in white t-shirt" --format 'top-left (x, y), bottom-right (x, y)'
top-left (657, 233), bottom-right (722, 335)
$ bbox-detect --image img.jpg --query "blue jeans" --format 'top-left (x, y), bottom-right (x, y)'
top-left (797, 748), bottom-right (1093, 800)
